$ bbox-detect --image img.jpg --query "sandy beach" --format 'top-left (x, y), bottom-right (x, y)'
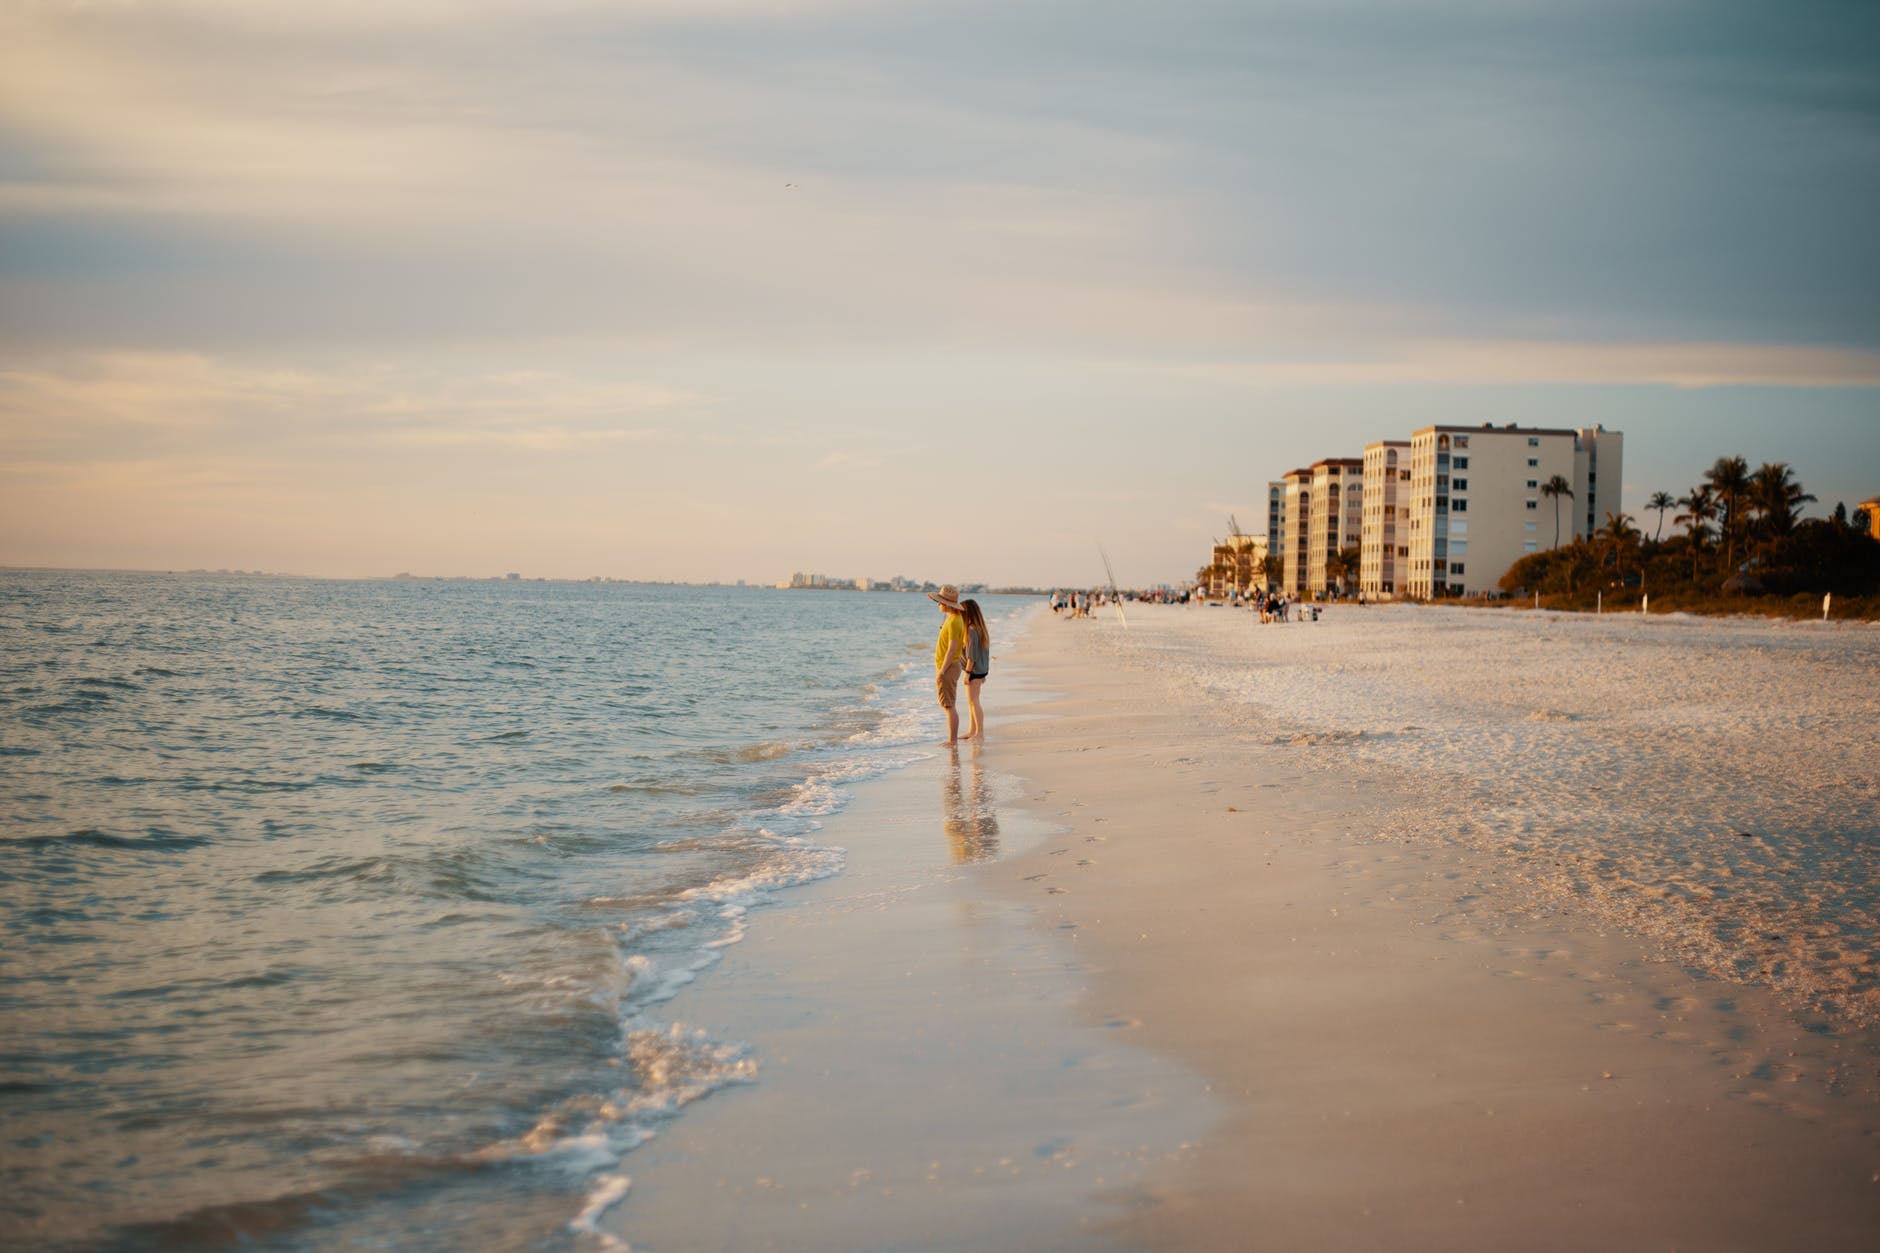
top-left (605, 602), bottom-right (1880, 1251)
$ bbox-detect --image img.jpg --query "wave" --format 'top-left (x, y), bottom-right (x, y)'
top-left (294, 705), bottom-right (364, 721)
top-left (13, 828), bottom-right (212, 853)
top-left (178, 777), bottom-right (314, 794)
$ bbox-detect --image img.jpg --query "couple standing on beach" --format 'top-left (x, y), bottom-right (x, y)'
top-left (930, 585), bottom-right (990, 745)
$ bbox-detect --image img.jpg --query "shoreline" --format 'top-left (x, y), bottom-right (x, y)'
top-left (601, 635), bottom-right (1218, 1250)
top-left (602, 602), bottom-right (1880, 1250)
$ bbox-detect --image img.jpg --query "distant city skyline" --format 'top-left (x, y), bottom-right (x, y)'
top-left (3, 2), bottom-right (1877, 587)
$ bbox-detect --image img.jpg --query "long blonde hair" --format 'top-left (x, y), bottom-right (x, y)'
top-left (960, 599), bottom-right (989, 651)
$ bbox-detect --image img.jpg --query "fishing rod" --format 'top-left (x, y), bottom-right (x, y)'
top-left (1099, 544), bottom-right (1128, 631)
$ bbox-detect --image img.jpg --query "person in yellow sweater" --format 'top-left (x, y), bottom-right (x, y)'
top-left (929, 585), bottom-right (966, 745)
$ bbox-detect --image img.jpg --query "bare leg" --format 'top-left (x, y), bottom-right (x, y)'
top-left (945, 705), bottom-right (959, 744)
top-left (963, 678), bottom-right (985, 739)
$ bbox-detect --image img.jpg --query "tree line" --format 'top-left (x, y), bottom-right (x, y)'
top-left (1500, 456), bottom-right (1880, 604)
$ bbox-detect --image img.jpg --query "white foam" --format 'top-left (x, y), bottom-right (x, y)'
top-left (570, 1173), bottom-right (632, 1246)
top-left (537, 620), bottom-right (999, 1238)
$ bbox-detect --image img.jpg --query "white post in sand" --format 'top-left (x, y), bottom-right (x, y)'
top-left (1533, 591), bottom-right (1539, 610)
top-left (1597, 590), bottom-right (1602, 614)
top-left (1824, 592), bottom-right (1832, 621)
top-left (1642, 594), bottom-right (1649, 615)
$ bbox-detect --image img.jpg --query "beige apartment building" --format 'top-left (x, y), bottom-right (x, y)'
top-left (1279, 467), bottom-right (1312, 594)
top-left (1401, 423), bottom-right (1623, 598)
top-left (1277, 459), bottom-right (1366, 596)
top-left (1360, 440), bottom-right (1411, 599)
top-left (1307, 459), bottom-right (1364, 595)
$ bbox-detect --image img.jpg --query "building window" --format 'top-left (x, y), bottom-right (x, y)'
top-left (1452, 563), bottom-right (1465, 575)
top-left (1527, 480), bottom-right (1538, 489)
top-left (1454, 456), bottom-right (1469, 470)
top-left (1524, 541), bottom-right (1538, 552)
top-left (1452, 499), bottom-right (1468, 512)
top-left (1527, 437), bottom-right (1540, 446)
top-left (1455, 436), bottom-right (1469, 448)
top-left (1453, 478), bottom-right (1468, 491)
top-left (1527, 458), bottom-right (1538, 467)
top-left (1526, 500), bottom-right (1538, 510)
top-left (1397, 546), bottom-right (1408, 557)
top-left (1525, 521), bottom-right (1539, 531)
top-left (1451, 540), bottom-right (1468, 555)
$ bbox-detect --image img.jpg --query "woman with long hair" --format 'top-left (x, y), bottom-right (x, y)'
top-left (959, 599), bottom-right (990, 740)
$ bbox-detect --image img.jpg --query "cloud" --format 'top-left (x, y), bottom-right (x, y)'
top-left (1169, 339), bottom-right (1880, 390)
top-left (3, 2), bottom-right (1877, 582)
top-left (817, 450), bottom-right (882, 469)
top-left (6, 0), bottom-right (1876, 361)
top-left (0, 354), bottom-right (702, 463)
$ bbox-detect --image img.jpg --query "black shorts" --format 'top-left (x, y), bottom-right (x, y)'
top-left (966, 671), bottom-right (988, 681)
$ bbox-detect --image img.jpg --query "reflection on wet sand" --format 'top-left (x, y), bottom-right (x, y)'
top-left (943, 743), bottom-right (1001, 863)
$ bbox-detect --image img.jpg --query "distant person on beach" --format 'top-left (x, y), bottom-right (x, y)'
top-left (930, 584), bottom-right (966, 744)
top-left (959, 598), bottom-right (991, 740)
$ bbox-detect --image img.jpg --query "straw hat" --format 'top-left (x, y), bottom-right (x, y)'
top-left (927, 584), bottom-right (962, 610)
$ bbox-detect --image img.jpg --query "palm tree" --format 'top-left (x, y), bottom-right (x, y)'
top-left (1597, 511), bottom-right (1643, 582)
top-left (1326, 546), bottom-right (1361, 594)
top-left (1750, 461), bottom-right (1815, 546)
top-left (1646, 490), bottom-right (1677, 542)
top-left (1675, 485), bottom-right (1716, 581)
top-left (1704, 455), bottom-right (1752, 571)
top-left (1249, 550), bottom-right (1273, 593)
top-left (1540, 474), bottom-right (1574, 549)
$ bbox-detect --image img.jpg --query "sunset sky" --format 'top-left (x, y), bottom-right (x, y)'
top-left (3, 0), bottom-right (1877, 587)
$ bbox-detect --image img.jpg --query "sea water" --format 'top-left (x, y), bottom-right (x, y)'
top-left (0, 571), bottom-right (1022, 1249)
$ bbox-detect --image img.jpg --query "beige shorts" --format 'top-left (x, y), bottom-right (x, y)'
top-left (935, 660), bottom-right (961, 710)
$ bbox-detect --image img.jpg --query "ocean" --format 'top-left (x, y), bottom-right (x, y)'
top-left (0, 571), bottom-right (1028, 1250)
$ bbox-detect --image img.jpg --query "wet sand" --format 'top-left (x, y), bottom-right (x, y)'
top-left (604, 676), bottom-right (1215, 1251)
top-left (606, 604), bottom-right (1880, 1250)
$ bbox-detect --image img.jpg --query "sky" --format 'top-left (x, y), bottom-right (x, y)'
top-left (3, 0), bottom-right (1877, 587)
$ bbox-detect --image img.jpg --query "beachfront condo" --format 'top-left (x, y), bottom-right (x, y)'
top-left (1280, 467), bottom-right (1313, 595)
top-left (1402, 424), bottom-right (1624, 599)
top-left (1307, 459), bottom-right (1364, 597)
top-left (1360, 440), bottom-right (1412, 599)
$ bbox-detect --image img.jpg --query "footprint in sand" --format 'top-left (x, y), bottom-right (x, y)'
top-left (1077, 859), bottom-right (1094, 866)
top-left (1049, 848), bottom-right (1069, 856)
top-left (1023, 873), bottom-right (1047, 882)
top-left (1047, 887), bottom-right (1069, 894)
top-left (1085, 835), bottom-right (1104, 843)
